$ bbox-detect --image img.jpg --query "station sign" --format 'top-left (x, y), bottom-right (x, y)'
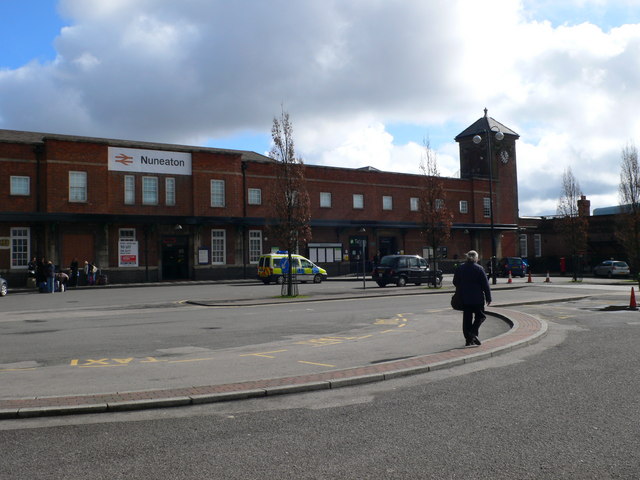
top-left (108, 146), bottom-right (192, 176)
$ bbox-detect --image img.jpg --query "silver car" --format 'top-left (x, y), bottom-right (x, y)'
top-left (593, 260), bottom-right (630, 278)
top-left (0, 276), bottom-right (7, 296)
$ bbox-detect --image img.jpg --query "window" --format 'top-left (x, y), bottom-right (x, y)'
top-left (320, 192), bottom-right (332, 208)
top-left (519, 234), bottom-right (528, 258)
top-left (248, 188), bottom-right (261, 205)
top-left (410, 197), bottom-right (419, 211)
top-left (308, 243), bottom-right (342, 263)
top-left (142, 177), bottom-right (158, 205)
top-left (249, 230), bottom-right (262, 263)
top-left (353, 194), bottom-right (364, 209)
top-left (69, 171), bottom-right (87, 202)
top-left (483, 197), bottom-right (491, 217)
top-left (211, 180), bottom-right (225, 207)
top-left (124, 175), bottom-right (135, 205)
top-left (11, 227), bottom-right (30, 269)
top-left (459, 200), bottom-right (468, 214)
top-left (211, 229), bottom-right (226, 264)
top-left (534, 234), bottom-right (542, 258)
top-left (383, 196), bottom-right (393, 211)
top-left (435, 199), bottom-right (444, 211)
top-left (10, 176), bottom-right (30, 196)
top-left (119, 228), bottom-right (135, 241)
top-left (165, 177), bottom-right (176, 206)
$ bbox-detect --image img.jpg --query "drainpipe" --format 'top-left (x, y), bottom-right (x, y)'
top-left (242, 161), bottom-right (248, 279)
top-left (33, 143), bottom-right (45, 258)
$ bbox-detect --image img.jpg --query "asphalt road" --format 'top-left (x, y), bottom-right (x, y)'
top-left (1, 277), bottom-right (640, 479)
top-left (0, 276), bottom-right (576, 399)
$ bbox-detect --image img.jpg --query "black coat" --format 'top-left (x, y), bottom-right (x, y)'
top-left (453, 260), bottom-right (492, 306)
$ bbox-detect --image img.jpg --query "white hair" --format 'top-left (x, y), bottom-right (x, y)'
top-left (466, 250), bottom-right (478, 262)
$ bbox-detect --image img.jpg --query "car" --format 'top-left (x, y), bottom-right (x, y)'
top-left (0, 276), bottom-right (7, 296)
top-left (593, 260), bottom-right (630, 278)
top-left (372, 254), bottom-right (443, 287)
top-left (257, 252), bottom-right (328, 285)
top-left (497, 257), bottom-right (527, 277)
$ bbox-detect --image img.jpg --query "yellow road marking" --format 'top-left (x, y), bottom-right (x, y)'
top-left (112, 358), bottom-right (134, 364)
top-left (374, 318), bottom-right (400, 325)
top-left (168, 357), bottom-right (214, 363)
top-left (239, 349), bottom-right (287, 358)
top-left (296, 335), bottom-right (373, 346)
top-left (298, 360), bottom-right (336, 367)
top-left (0, 368), bottom-right (37, 372)
top-left (82, 358), bottom-right (111, 366)
top-left (79, 364), bottom-right (127, 368)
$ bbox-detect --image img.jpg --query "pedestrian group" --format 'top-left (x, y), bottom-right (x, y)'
top-left (28, 256), bottom-right (99, 293)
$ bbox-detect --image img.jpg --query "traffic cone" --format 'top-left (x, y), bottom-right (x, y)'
top-left (630, 287), bottom-right (637, 310)
top-left (544, 272), bottom-right (551, 283)
top-left (507, 270), bottom-right (513, 284)
top-left (527, 271), bottom-right (533, 283)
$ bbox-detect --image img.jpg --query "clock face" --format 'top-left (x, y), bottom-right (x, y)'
top-left (500, 149), bottom-right (509, 164)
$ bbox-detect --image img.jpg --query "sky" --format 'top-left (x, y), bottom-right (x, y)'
top-left (2, 0), bottom-right (640, 216)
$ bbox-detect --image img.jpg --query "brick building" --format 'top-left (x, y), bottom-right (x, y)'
top-left (0, 111), bottom-right (522, 285)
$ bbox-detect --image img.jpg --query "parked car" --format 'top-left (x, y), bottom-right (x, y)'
top-left (0, 276), bottom-right (7, 296)
top-left (372, 255), bottom-right (443, 287)
top-left (257, 252), bottom-right (328, 284)
top-left (497, 257), bottom-right (527, 277)
top-left (593, 260), bottom-right (630, 278)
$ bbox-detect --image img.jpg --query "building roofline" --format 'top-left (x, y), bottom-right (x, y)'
top-left (454, 108), bottom-right (520, 141)
top-left (0, 128), bottom-right (272, 161)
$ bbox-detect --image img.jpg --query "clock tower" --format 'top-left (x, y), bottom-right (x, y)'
top-left (455, 108), bottom-right (519, 180)
top-left (454, 108), bottom-right (521, 263)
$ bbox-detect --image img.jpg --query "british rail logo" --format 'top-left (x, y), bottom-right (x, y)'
top-left (115, 153), bottom-right (134, 166)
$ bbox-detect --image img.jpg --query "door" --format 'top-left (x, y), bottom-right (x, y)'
top-left (298, 257), bottom-right (314, 282)
top-left (407, 256), bottom-right (420, 283)
top-left (379, 237), bottom-right (397, 257)
top-left (417, 257), bottom-right (429, 283)
top-left (162, 236), bottom-right (189, 280)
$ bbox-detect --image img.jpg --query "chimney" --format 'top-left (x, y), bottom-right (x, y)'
top-left (577, 195), bottom-right (591, 217)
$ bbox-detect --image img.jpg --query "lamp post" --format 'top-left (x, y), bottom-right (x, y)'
top-left (358, 227), bottom-right (366, 290)
top-left (473, 124), bottom-right (504, 285)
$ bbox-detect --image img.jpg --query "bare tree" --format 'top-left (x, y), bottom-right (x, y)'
top-left (267, 108), bottom-right (312, 296)
top-left (418, 138), bottom-right (452, 287)
top-left (618, 142), bottom-right (640, 282)
top-left (556, 166), bottom-right (588, 281)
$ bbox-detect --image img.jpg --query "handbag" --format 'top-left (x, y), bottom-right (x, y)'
top-left (451, 291), bottom-right (464, 311)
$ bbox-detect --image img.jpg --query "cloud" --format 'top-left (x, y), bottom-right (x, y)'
top-left (1, 0), bottom-right (640, 215)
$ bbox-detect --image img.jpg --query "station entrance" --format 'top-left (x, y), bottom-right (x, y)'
top-left (161, 235), bottom-right (189, 280)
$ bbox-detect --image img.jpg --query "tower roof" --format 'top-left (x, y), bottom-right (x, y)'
top-left (454, 108), bottom-right (519, 141)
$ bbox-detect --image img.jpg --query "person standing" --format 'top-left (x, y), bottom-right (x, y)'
top-left (84, 261), bottom-right (93, 285)
top-left (69, 258), bottom-right (79, 287)
top-left (453, 250), bottom-right (492, 347)
top-left (46, 261), bottom-right (55, 293)
top-left (36, 257), bottom-right (46, 287)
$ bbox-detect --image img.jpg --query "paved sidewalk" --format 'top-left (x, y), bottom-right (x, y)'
top-left (0, 302), bottom-right (547, 420)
